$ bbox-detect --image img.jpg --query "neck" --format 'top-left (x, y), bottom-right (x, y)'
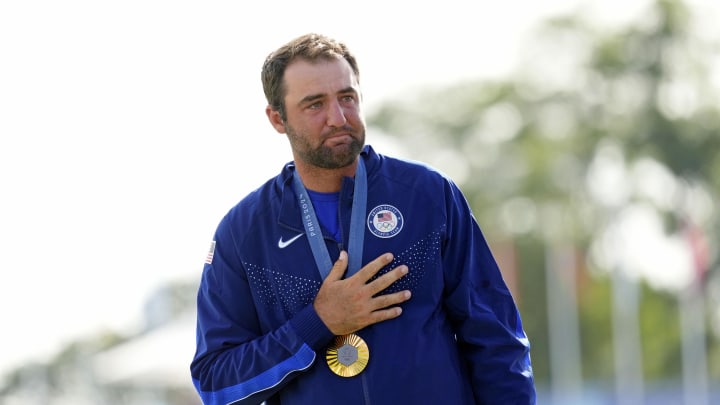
top-left (294, 159), bottom-right (358, 193)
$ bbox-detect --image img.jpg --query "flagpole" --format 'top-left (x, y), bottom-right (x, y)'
top-left (545, 243), bottom-right (583, 404)
top-left (679, 283), bottom-right (708, 405)
top-left (611, 265), bottom-right (644, 405)
top-left (676, 183), bottom-right (710, 405)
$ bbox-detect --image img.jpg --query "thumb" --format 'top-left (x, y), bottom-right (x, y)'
top-left (325, 250), bottom-right (349, 281)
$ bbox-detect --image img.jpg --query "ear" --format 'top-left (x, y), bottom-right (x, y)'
top-left (265, 105), bottom-right (287, 134)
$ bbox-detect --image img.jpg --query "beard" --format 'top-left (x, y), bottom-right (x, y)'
top-left (285, 124), bottom-right (365, 169)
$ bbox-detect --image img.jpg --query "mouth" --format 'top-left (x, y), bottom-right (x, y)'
top-left (324, 129), bottom-right (355, 146)
top-left (325, 133), bottom-right (354, 146)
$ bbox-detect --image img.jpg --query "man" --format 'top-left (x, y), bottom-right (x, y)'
top-left (191, 33), bottom-right (535, 404)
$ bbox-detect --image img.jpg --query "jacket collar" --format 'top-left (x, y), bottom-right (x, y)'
top-left (276, 145), bottom-right (376, 231)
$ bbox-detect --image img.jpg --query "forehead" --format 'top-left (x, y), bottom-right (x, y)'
top-left (283, 58), bottom-right (359, 102)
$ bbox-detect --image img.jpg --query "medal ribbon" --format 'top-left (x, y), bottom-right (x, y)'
top-left (291, 158), bottom-right (367, 279)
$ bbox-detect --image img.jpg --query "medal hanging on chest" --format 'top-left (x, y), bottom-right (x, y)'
top-left (325, 333), bottom-right (370, 377)
top-left (292, 159), bottom-right (370, 377)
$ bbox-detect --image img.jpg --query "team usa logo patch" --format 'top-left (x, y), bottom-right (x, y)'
top-left (367, 204), bottom-right (403, 238)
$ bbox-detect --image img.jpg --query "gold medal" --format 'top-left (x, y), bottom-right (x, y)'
top-left (325, 333), bottom-right (369, 377)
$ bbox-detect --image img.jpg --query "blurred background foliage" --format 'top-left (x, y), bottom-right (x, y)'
top-left (368, 0), bottom-right (719, 390)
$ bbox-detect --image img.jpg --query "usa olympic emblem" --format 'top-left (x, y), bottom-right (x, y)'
top-left (367, 205), bottom-right (403, 238)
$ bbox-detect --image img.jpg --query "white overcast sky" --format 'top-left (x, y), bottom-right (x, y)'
top-left (1, 0), bottom-right (717, 377)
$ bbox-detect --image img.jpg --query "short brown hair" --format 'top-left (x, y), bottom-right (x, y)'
top-left (261, 33), bottom-right (360, 121)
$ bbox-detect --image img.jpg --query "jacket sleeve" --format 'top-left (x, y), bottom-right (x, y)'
top-left (190, 216), bottom-right (333, 405)
top-left (441, 180), bottom-right (536, 404)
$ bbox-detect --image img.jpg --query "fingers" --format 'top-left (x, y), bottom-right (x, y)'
top-left (370, 290), bottom-right (412, 312)
top-left (366, 290), bottom-right (412, 324)
top-left (345, 252), bottom-right (410, 297)
top-left (367, 264), bottom-right (409, 296)
top-left (368, 306), bottom-right (404, 324)
top-left (354, 252), bottom-right (395, 281)
top-left (325, 250), bottom-right (349, 281)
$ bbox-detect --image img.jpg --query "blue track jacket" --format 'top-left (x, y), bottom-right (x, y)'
top-left (191, 145), bottom-right (535, 404)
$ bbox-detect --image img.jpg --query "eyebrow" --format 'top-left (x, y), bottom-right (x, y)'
top-left (299, 93), bottom-right (325, 105)
top-left (299, 87), bottom-right (358, 105)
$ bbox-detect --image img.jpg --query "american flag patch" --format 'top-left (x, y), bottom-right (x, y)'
top-left (377, 212), bottom-right (393, 222)
top-left (205, 241), bottom-right (216, 264)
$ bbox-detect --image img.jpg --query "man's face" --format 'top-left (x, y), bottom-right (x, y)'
top-left (270, 58), bottom-right (365, 169)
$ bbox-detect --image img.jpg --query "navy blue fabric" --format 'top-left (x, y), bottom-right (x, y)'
top-left (306, 189), bottom-right (341, 242)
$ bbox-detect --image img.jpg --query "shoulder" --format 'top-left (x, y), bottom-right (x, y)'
top-left (366, 145), bottom-right (454, 189)
top-left (219, 165), bottom-right (289, 232)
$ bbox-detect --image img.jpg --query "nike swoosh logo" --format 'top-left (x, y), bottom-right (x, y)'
top-left (278, 233), bottom-right (304, 248)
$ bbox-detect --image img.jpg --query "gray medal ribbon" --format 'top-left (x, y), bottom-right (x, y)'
top-left (291, 158), bottom-right (368, 279)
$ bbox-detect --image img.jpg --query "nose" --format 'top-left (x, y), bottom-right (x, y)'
top-left (326, 100), bottom-right (347, 127)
